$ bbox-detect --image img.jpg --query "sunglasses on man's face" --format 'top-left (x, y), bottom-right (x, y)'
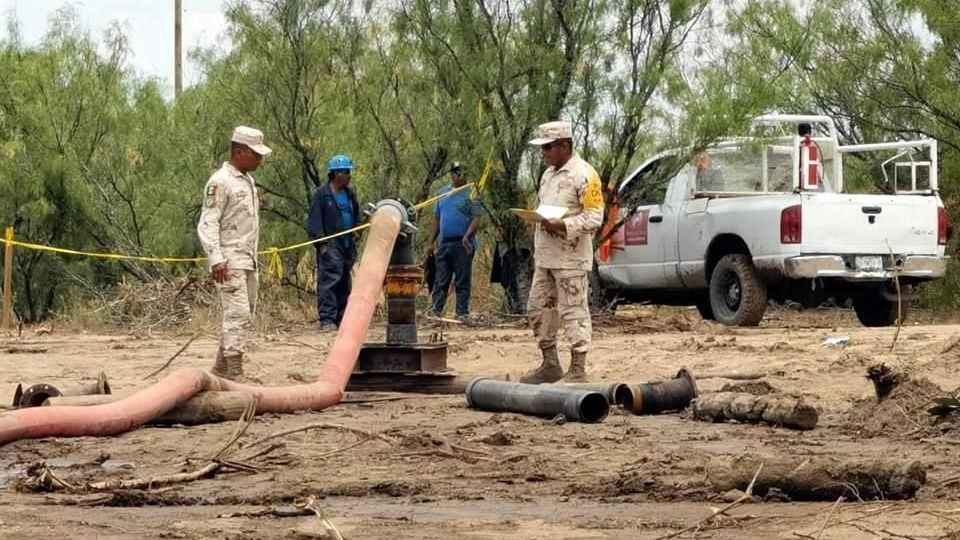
top-left (541, 142), bottom-right (558, 151)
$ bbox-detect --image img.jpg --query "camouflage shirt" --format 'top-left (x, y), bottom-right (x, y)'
top-left (533, 153), bottom-right (604, 271)
top-left (197, 162), bottom-right (260, 270)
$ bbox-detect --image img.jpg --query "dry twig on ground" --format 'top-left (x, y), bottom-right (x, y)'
top-left (299, 495), bottom-right (345, 540)
top-left (242, 422), bottom-right (393, 449)
top-left (141, 333), bottom-right (202, 380)
top-left (888, 241), bottom-right (903, 352)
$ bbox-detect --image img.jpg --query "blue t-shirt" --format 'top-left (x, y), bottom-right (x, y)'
top-left (334, 190), bottom-right (354, 249)
top-left (436, 184), bottom-right (482, 246)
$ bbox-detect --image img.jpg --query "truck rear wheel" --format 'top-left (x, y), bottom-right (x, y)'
top-left (853, 296), bottom-right (906, 327)
top-left (709, 254), bottom-right (767, 326)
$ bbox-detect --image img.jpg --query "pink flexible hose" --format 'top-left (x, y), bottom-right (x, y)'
top-left (0, 206), bottom-right (403, 446)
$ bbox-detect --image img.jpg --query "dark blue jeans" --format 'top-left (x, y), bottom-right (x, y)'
top-left (316, 244), bottom-right (354, 325)
top-left (431, 240), bottom-right (474, 317)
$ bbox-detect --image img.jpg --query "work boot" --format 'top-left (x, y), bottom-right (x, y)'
top-left (210, 346), bottom-right (228, 377)
top-left (561, 351), bottom-right (588, 383)
top-left (319, 321), bottom-right (338, 333)
top-left (519, 346), bottom-right (564, 384)
top-left (213, 353), bottom-right (244, 382)
top-left (226, 353), bottom-right (245, 380)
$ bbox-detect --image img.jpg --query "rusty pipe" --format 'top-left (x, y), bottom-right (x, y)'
top-left (628, 369), bottom-right (698, 415)
top-left (0, 201), bottom-right (407, 446)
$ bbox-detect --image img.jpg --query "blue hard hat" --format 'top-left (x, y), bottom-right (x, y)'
top-left (327, 154), bottom-right (354, 171)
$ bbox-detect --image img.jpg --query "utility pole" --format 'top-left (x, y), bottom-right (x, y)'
top-left (174, 0), bottom-right (183, 99)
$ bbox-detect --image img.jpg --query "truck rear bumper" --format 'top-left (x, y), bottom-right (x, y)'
top-left (783, 255), bottom-right (948, 280)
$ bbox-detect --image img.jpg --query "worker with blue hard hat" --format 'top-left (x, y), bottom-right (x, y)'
top-left (307, 153), bottom-right (360, 331)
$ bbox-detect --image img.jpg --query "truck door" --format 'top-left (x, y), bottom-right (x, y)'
top-left (659, 165), bottom-right (694, 287)
top-left (617, 165), bottom-right (691, 288)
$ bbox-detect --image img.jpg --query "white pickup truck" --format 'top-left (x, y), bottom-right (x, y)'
top-left (593, 114), bottom-right (949, 327)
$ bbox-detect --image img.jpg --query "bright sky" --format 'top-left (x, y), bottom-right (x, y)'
top-left (0, 0), bottom-right (229, 96)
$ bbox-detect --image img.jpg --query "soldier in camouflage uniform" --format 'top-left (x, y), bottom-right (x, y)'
top-left (520, 121), bottom-right (604, 384)
top-left (197, 126), bottom-right (272, 380)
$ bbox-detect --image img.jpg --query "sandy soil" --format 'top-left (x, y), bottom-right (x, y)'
top-left (1, 306), bottom-right (960, 539)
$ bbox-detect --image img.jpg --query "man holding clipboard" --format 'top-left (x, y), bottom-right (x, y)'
top-left (515, 121), bottom-right (604, 383)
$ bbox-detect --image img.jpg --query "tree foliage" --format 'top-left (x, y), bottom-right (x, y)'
top-left (0, 0), bottom-right (804, 321)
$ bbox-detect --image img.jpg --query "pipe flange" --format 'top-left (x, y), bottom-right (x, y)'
top-left (675, 368), bottom-right (699, 398)
top-left (366, 198), bottom-right (418, 235)
top-left (19, 383), bottom-right (62, 408)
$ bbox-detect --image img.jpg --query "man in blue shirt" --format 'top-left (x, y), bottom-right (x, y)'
top-left (307, 154), bottom-right (360, 331)
top-left (426, 162), bottom-right (483, 320)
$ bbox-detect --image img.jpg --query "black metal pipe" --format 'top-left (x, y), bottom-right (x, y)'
top-left (465, 378), bottom-right (609, 423)
top-left (629, 368), bottom-right (698, 415)
top-left (561, 382), bottom-right (632, 408)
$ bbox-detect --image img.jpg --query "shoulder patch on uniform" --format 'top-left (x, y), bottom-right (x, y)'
top-left (204, 184), bottom-right (219, 208)
top-left (582, 169), bottom-right (604, 210)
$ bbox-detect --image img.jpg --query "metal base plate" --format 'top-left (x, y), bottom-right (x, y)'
top-left (356, 341), bottom-right (448, 373)
top-left (346, 371), bottom-right (465, 394)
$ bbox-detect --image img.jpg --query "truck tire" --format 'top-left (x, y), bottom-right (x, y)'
top-left (709, 254), bottom-right (767, 326)
top-left (853, 296), bottom-right (906, 327)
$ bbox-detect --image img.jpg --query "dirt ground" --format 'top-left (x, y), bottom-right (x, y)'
top-left (2, 306), bottom-right (960, 539)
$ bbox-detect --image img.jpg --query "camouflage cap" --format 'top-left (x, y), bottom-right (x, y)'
top-left (231, 126), bottom-right (272, 156)
top-left (528, 121), bottom-right (573, 146)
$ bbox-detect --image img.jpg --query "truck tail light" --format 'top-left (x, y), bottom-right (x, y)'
top-left (938, 206), bottom-right (948, 245)
top-left (780, 205), bottom-right (802, 244)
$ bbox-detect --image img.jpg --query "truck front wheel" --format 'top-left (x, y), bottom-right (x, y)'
top-left (853, 296), bottom-right (906, 327)
top-left (709, 254), bottom-right (767, 326)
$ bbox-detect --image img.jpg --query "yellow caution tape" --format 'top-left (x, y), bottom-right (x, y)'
top-left (0, 183), bottom-right (476, 282)
top-left (474, 144), bottom-right (495, 197)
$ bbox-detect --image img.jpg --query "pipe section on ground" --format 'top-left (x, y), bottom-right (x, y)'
top-left (629, 368), bottom-right (698, 415)
top-left (0, 201), bottom-right (408, 447)
top-left (561, 382), bottom-right (632, 408)
top-left (12, 371), bottom-right (112, 409)
top-left (466, 378), bottom-right (609, 423)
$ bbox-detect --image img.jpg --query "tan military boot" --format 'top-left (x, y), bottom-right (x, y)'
top-left (211, 346), bottom-right (228, 377)
top-left (224, 353), bottom-right (245, 381)
top-left (561, 351), bottom-right (588, 383)
top-left (519, 346), bottom-right (564, 384)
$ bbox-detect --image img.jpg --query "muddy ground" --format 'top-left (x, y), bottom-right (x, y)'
top-left (2, 306), bottom-right (960, 539)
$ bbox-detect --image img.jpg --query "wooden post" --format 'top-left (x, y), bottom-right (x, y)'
top-left (2, 226), bottom-right (13, 331)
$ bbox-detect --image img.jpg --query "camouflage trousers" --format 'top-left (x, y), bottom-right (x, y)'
top-left (526, 267), bottom-right (592, 353)
top-left (219, 269), bottom-right (258, 356)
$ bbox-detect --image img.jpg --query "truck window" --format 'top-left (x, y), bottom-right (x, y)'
top-left (694, 139), bottom-right (838, 194)
top-left (696, 147), bottom-right (767, 193)
top-left (619, 155), bottom-right (684, 206)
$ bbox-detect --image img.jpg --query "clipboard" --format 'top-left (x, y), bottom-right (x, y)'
top-left (509, 204), bottom-right (569, 223)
